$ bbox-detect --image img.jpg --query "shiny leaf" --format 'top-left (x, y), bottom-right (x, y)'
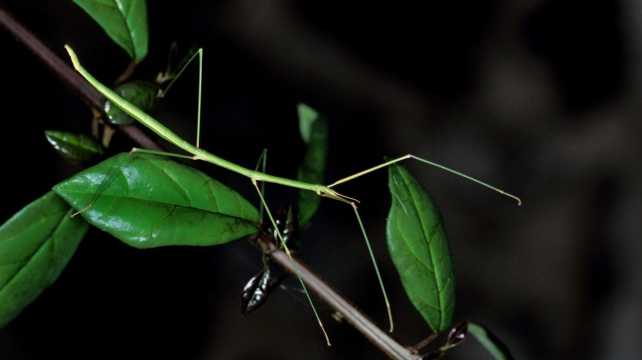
top-left (296, 103), bottom-right (328, 227)
top-left (270, 202), bottom-right (299, 251)
top-left (53, 153), bottom-right (260, 249)
top-left (445, 320), bottom-right (468, 348)
top-left (419, 322), bottom-right (469, 360)
top-left (44, 130), bottom-right (105, 165)
top-left (0, 191), bottom-right (88, 328)
top-left (468, 322), bottom-right (514, 360)
top-left (386, 163), bottom-right (455, 333)
top-left (104, 80), bottom-right (159, 125)
top-left (240, 267), bottom-right (271, 315)
top-left (73, 0), bottom-right (148, 62)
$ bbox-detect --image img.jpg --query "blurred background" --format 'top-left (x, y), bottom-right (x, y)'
top-left (1, 1), bottom-right (640, 359)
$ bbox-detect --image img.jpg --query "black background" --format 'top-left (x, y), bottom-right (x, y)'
top-left (1, 1), bottom-right (640, 359)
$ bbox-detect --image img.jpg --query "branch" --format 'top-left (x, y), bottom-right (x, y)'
top-left (255, 235), bottom-right (420, 360)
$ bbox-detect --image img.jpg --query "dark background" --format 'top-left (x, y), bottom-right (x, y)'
top-left (1, 1), bottom-right (640, 359)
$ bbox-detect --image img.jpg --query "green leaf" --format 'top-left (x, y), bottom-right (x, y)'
top-left (104, 80), bottom-right (159, 125)
top-left (53, 153), bottom-right (260, 249)
top-left (0, 191), bottom-right (88, 328)
top-left (298, 103), bottom-right (317, 144)
top-left (468, 322), bottom-right (514, 360)
top-left (44, 130), bottom-right (105, 165)
top-left (161, 42), bottom-right (200, 83)
top-left (296, 104), bottom-right (328, 227)
top-left (73, 0), bottom-right (148, 62)
top-left (386, 163), bottom-right (455, 333)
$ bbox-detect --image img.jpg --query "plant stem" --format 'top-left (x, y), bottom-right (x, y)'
top-left (258, 236), bottom-right (419, 360)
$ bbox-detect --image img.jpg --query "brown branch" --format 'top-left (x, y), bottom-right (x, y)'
top-left (254, 234), bottom-right (420, 360)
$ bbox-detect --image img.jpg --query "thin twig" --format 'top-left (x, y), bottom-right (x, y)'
top-left (114, 60), bottom-right (138, 86)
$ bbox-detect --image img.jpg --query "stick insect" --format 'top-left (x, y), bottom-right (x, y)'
top-left (64, 45), bottom-right (520, 346)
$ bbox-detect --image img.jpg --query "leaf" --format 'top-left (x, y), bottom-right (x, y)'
top-left (104, 80), bottom-right (159, 125)
top-left (0, 191), bottom-right (88, 328)
top-left (161, 42), bottom-right (200, 83)
top-left (53, 153), bottom-right (260, 249)
top-left (44, 130), bottom-right (105, 165)
top-left (420, 321), bottom-right (469, 359)
top-left (296, 104), bottom-right (328, 227)
top-left (73, 0), bottom-right (148, 62)
top-left (240, 267), bottom-right (272, 315)
top-left (270, 202), bottom-right (300, 251)
top-left (468, 322), bottom-right (514, 360)
top-left (386, 163), bottom-right (455, 333)
top-left (298, 103), bottom-right (317, 144)
top-left (445, 320), bottom-right (469, 348)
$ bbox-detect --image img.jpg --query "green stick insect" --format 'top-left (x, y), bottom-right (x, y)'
top-left (64, 45), bottom-right (520, 346)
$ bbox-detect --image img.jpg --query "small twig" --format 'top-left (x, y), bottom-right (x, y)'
top-left (411, 333), bottom-right (439, 353)
top-left (114, 60), bottom-right (137, 86)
